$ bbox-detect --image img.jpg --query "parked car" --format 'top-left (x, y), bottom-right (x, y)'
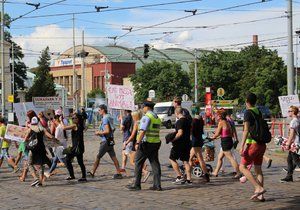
top-left (235, 106), bottom-right (271, 124)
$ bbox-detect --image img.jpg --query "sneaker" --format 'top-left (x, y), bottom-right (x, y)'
top-left (149, 186), bottom-right (163, 191)
top-left (35, 183), bottom-right (42, 188)
top-left (280, 177), bottom-right (293, 183)
top-left (126, 185), bottom-right (141, 191)
top-left (282, 168), bottom-right (288, 172)
top-left (142, 171), bottom-right (151, 183)
top-left (184, 180), bottom-right (193, 185)
top-left (172, 176), bottom-right (184, 184)
top-left (66, 176), bottom-right (75, 181)
top-left (112, 173), bottom-right (123, 179)
top-left (31, 179), bottom-right (39, 187)
top-left (78, 178), bottom-right (87, 182)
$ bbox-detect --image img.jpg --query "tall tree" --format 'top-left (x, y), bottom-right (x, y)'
top-left (130, 61), bottom-right (191, 102)
top-left (3, 14), bottom-right (27, 101)
top-left (25, 47), bottom-right (56, 101)
top-left (192, 45), bottom-right (287, 114)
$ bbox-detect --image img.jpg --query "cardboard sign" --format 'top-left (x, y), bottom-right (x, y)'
top-left (278, 95), bottom-right (300, 117)
top-left (33, 97), bottom-right (62, 109)
top-left (4, 124), bottom-right (29, 142)
top-left (107, 84), bottom-right (135, 111)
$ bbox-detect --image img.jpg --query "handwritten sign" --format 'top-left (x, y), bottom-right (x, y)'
top-left (107, 84), bottom-right (135, 111)
top-left (4, 124), bottom-right (29, 142)
top-left (278, 95), bottom-right (300, 117)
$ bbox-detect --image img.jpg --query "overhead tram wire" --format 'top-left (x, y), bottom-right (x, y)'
top-left (115, 0), bottom-right (274, 41)
top-left (11, 18), bottom-right (73, 29)
top-left (14, 0), bottom-right (203, 19)
top-left (10, 0), bottom-right (67, 23)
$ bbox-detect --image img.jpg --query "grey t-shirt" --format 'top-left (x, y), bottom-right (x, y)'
top-left (290, 117), bottom-right (300, 144)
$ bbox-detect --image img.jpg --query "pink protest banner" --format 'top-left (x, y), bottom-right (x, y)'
top-left (107, 84), bottom-right (135, 111)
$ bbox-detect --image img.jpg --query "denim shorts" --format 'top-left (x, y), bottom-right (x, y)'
top-left (0, 148), bottom-right (11, 159)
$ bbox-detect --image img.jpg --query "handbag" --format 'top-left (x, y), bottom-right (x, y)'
top-left (26, 132), bottom-right (38, 150)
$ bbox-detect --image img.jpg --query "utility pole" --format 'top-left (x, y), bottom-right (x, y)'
top-left (287, 0), bottom-right (294, 95)
top-left (1, 1), bottom-right (5, 116)
top-left (11, 42), bottom-right (14, 112)
top-left (72, 14), bottom-right (77, 112)
top-left (194, 49), bottom-right (198, 103)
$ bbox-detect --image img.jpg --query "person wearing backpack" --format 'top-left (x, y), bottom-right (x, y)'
top-left (239, 93), bottom-right (268, 201)
top-left (88, 104), bottom-right (123, 179)
top-left (280, 105), bottom-right (300, 182)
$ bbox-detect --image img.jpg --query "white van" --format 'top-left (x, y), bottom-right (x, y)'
top-left (154, 101), bottom-right (193, 129)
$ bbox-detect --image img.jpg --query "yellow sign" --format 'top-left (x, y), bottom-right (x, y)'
top-left (8, 95), bottom-right (14, 103)
top-left (212, 99), bottom-right (238, 106)
top-left (217, 88), bottom-right (225, 97)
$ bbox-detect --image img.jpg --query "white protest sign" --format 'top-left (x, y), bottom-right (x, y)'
top-left (107, 84), bottom-right (135, 111)
top-left (4, 124), bottom-right (29, 142)
top-left (33, 97), bottom-right (62, 109)
top-left (278, 95), bottom-right (300, 117)
top-left (13, 103), bottom-right (27, 126)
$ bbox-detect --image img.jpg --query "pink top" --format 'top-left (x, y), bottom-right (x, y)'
top-left (221, 127), bottom-right (231, 138)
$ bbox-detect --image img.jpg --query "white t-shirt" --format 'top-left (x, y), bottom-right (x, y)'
top-left (290, 117), bottom-right (300, 144)
top-left (55, 124), bottom-right (67, 148)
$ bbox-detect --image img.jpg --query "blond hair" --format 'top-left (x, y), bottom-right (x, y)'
top-left (289, 105), bottom-right (299, 115)
top-left (132, 110), bottom-right (143, 121)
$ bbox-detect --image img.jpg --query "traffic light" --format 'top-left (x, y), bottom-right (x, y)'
top-left (143, 44), bottom-right (149, 59)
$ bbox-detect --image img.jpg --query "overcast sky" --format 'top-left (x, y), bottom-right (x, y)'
top-left (7, 0), bottom-right (300, 67)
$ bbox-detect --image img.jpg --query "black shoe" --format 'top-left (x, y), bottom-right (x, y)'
top-left (113, 173), bottom-right (123, 179)
top-left (126, 185), bottom-right (141, 191)
top-left (203, 173), bottom-right (210, 182)
top-left (280, 177), bottom-right (293, 182)
top-left (149, 186), bottom-right (163, 191)
top-left (184, 180), bottom-right (193, 185)
top-left (66, 176), bottom-right (75, 180)
top-left (78, 178), bottom-right (87, 182)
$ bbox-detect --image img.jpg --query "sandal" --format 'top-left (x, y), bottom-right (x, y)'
top-left (250, 190), bottom-right (266, 200)
top-left (87, 171), bottom-right (94, 178)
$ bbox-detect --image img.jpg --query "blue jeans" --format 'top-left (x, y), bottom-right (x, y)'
top-left (49, 155), bottom-right (66, 174)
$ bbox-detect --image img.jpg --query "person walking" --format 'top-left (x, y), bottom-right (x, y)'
top-left (190, 114), bottom-right (210, 182)
top-left (62, 113), bottom-right (87, 182)
top-left (127, 101), bottom-right (162, 191)
top-left (88, 105), bottom-right (123, 179)
top-left (280, 105), bottom-right (300, 182)
top-left (169, 107), bottom-right (192, 185)
top-left (211, 111), bottom-right (241, 178)
top-left (239, 93), bottom-right (267, 201)
top-left (120, 110), bottom-right (133, 173)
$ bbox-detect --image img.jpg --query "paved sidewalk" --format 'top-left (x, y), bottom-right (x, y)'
top-left (0, 128), bottom-right (299, 210)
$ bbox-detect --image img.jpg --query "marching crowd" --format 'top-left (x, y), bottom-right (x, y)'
top-left (0, 92), bottom-right (299, 202)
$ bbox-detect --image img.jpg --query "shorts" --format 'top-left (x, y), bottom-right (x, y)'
top-left (241, 143), bottom-right (266, 166)
top-left (97, 141), bottom-right (116, 160)
top-left (221, 137), bottom-right (233, 151)
top-left (191, 136), bottom-right (203, 148)
top-left (0, 148), bottom-right (11, 159)
top-left (169, 145), bottom-right (190, 162)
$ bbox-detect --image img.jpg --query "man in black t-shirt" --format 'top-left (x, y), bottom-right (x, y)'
top-left (169, 107), bottom-right (192, 185)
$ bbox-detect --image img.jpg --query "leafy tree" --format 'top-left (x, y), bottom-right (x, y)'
top-left (130, 61), bottom-right (191, 102)
top-left (192, 45), bottom-right (287, 114)
top-left (25, 47), bottom-right (56, 101)
top-left (87, 88), bottom-right (105, 98)
top-left (3, 14), bottom-right (27, 101)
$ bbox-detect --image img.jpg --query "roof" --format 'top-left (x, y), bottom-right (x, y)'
top-left (56, 45), bottom-right (204, 71)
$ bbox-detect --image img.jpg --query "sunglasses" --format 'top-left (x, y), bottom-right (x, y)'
top-left (288, 110), bottom-right (293, 113)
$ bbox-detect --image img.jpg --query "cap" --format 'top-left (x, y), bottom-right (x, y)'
top-left (55, 109), bottom-right (62, 116)
top-left (143, 101), bottom-right (155, 109)
top-left (31, 117), bottom-right (38, 125)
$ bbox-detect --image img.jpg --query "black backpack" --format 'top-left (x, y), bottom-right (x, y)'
top-left (249, 110), bottom-right (272, 144)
